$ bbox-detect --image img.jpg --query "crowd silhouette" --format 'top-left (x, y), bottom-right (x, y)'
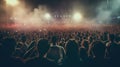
top-left (0, 26), bottom-right (120, 67)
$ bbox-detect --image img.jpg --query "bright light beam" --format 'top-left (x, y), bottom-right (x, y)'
top-left (44, 13), bottom-right (51, 20)
top-left (5, 0), bottom-right (19, 6)
top-left (73, 12), bottom-right (82, 22)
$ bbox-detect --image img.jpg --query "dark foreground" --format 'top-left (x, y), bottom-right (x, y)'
top-left (0, 25), bottom-right (120, 67)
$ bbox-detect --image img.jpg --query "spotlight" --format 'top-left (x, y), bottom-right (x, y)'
top-left (44, 13), bottom-right (51, 20)
top-left (73, 12), bottom-right (82, 22)
top-left (5, 0), bottom-right (19, 6)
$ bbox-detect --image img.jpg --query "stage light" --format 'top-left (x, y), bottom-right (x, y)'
top-left (73, 12), bottom-right (82, 22)
top-left (5, 0), bottom-right (19, 6)
top-left (44, 13), bottom-right (51, 20)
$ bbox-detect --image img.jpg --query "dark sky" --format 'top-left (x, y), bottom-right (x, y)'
top-left (25, 0), bottom-right (104, 8)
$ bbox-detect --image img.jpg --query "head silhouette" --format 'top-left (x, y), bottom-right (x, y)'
top-left (21, 35), bottom-right (27, 43)
top-left (92, 41), bottom-right (106, 58)
top-left (66, 39), bottom-right (79, 58)
top-left (81, 40), bottom-right (89, 51)
top-left (38, 39), bottom-right (50, 58)
top-left (52, 36), bottom-right (58, 45)
top-left (108, 34), bottom-right (115, 42)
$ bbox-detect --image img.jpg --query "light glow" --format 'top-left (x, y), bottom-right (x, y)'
top-left (5, 0), bottom-right (19, 6)
top-left (44, 13), bottom-right (51, 20)
top-left (73, 12), bottom-right (82, 22)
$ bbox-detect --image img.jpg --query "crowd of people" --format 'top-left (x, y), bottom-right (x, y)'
top-left (0, 26), bottom-right (120, 67)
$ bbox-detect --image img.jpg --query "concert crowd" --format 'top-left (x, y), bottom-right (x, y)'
top-left (0, 26), bottom-right (120, 67)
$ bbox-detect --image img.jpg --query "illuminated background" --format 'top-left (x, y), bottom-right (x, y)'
top-left (0, 0), bottom-right (120, 30)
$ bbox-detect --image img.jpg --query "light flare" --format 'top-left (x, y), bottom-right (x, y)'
top-left (73, 12), bottom-right (82, 22)
top-left (5, 0), bottom-right (19, 6)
